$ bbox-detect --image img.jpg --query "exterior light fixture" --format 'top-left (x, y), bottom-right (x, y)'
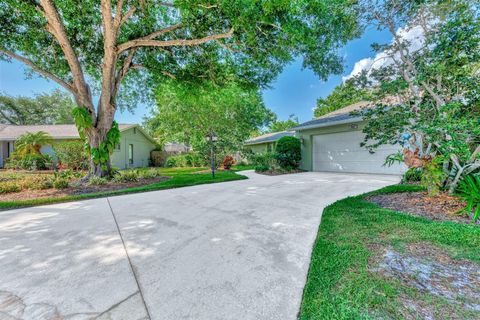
top-left (205, 131), bottom-right (218, 178)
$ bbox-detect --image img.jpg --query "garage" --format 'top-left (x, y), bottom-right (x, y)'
top-left (312, 130), bottom-right (405, 174)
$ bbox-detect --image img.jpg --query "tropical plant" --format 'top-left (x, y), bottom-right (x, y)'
top-left (456, 174), bottom-right (480, 223)
top-left (14, 131), bottom-right (52, 156)
top-left (403, 168), bottom-right (422, 183)
top-left (2, 1), bottom-right (360, 177)
top-left (274, 136), bottom-right (302, 170)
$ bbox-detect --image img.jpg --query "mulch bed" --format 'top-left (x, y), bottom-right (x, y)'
top-left (256, 169), bottom-right (306, 176)
top-left (0, 176), bottom-right (170, 202)
top-left (366, 191), bottom-right (475, 224)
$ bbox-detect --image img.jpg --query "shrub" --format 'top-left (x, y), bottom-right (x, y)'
top-left (250, 152), bottom-right (276, 172)
top-left (113, 170), bottom-right (139, 183)
top-left (138, 168), bottom-right (161, 179)
top-left (26, 175), bottom-right (54, 190)
top-left (0, 181), bottom-right (22, 194)
top-left (222, 155), bottom-right (235, 170)
top-left (274, 136), bottom-right (301, 170)
top-left (165, 153), bottom-right (205, 167)
top-left (53, 141), bottom-right (89, 170)
top-left (53, 178), bottom-right (69, 189)
top-left (5, 154), bottom-right (53, 170)
top-left (403, 168), bottom-right (422, 183)
top-left (456, 174), bottom-right (480, 222)
top-left (88, 176), bottom-right (108, 186)
top-left (421, 157), bottom-right (445, 196)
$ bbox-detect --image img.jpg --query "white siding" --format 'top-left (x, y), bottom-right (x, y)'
top-left (312, 130), bottom-right (406, 175)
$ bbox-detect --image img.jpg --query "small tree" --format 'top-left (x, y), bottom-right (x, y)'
top-left (274, 136), bottom-right (301, 170)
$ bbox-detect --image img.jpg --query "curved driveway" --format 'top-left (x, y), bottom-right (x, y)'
top-left (0, 171), bottom-right (399, 319)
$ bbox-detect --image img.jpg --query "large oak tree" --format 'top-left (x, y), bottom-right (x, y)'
top-left (1, 0), bottom-right (360, 176)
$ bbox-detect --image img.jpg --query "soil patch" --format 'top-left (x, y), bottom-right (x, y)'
top-left (369, 243), bottom-right (480, 318)
top-left (0, 176), bottom-right (170, 202)
top-left (366, 191), bottom-right (473, 224)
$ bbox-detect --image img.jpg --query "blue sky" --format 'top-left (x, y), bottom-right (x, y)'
top-left (0, 27), bottom-right (391, 124)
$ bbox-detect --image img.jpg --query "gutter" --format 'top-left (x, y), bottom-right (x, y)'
top-left (291, 116), bottom-right (363, 132)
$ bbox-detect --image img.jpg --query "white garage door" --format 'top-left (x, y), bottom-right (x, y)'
top-left (312, 130), bottom-right (405, 174)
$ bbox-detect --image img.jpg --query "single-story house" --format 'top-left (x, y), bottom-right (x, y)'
top-left (244, 131), bottom-right (295, 153)
top-left (164, 142), bottom-right (191, 154)
top-left (292, 101), bottom-right (406, 175)
top-left (0, 124), bottom-right (157, 169)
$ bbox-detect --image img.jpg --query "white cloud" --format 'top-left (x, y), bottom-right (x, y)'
top-left (343, 25), bottom-right (425, 82)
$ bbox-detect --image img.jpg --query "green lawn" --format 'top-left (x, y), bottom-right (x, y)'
top-left (299, 184), bottom-right (480, 320)
top-left (0, 167), bottom-right (247, 210)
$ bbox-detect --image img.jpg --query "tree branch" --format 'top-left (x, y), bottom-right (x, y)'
top-left (117, 27), bottom-right (234, 53)
top-left (0, 49), bottom-right (75, 93)
top-left (98, 0), bottom-right (119, 129)
top-left (39, 0), bottom-right (94, 113)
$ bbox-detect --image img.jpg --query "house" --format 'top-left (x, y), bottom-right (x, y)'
top-left (292, 101), bottom-right (406, 175)
top-left (244, 131), bottom-right (295, 153)
top-left (0, 124), bottom-right (157, 169)
top-left (164, 142), bottom-right (191, 154)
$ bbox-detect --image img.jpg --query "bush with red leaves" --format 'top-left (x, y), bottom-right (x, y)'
top-left (222, 155), bottom-right (235, 170)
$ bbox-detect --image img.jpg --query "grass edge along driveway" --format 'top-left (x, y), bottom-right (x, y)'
top-left (0, 167), bottom-right (248, 211)
top-left (299, 184), bottom-right (480, 320)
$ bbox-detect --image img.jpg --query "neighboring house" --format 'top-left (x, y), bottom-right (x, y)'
top-left (164, 142), bottom-right (191, 154)
top-left (292, 101), bottom-right (406, 175)
top-left (0, 124), bottom-right (157, 169)
top-left (244, 131), bottom-right (295, 153)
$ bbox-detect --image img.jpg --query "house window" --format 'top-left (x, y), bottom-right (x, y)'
top-left (267, 143), bottom-right (272, 152)
top-left (115, 143), bottom-right (120, 151)
top-left (128, 144), bottom-right (134, 164)
top-left (133, 128), bottom-right (136, 134)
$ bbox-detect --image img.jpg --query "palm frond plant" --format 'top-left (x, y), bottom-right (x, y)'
top-left (457, 174), bottom-right (480, 223)
top-left (14, 131), bottom-right (52, 156)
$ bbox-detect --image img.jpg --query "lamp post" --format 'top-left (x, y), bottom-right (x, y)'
top-left (205, 131), bottom-right (218, 178)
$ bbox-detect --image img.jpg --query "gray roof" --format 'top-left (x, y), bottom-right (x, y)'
top-left (291, 101), bottom-right (370, 131)
top-left (245, 131), bottom-right (295, 145)
top-left (0, 124), bottom-right (139, 141)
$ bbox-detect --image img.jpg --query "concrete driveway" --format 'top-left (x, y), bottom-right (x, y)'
top-left (0, 171), bottom-right (399, 320)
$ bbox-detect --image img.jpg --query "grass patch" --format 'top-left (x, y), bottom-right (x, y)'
top-left (299, 184), bottom-right (480, 320)
top-left (0, 167), bottom-right (246, 210)
top-left (231, 164), bottom-right (255, 171)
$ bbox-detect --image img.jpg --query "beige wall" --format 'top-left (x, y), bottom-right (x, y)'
top-left (111, 127), bottom-right (157, 169)
top-left (246, 142), bottom-right (276, 154)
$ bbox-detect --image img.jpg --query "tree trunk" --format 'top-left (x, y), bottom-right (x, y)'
top-left (86, 122), bottom-right (113, 178)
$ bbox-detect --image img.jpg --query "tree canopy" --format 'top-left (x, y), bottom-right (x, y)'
top-left (0, 90), bottom-right (76, 125)
top-left (313, 78), bottom-right (372, 117)
top-left (144, 79), bottom-right (273, 155)
top-left (266, 114), bottom-right (299, 133)
top-left (0, 0), bottom-right (361, 176)
top-left (352, 0), bottom-right (480, 193)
